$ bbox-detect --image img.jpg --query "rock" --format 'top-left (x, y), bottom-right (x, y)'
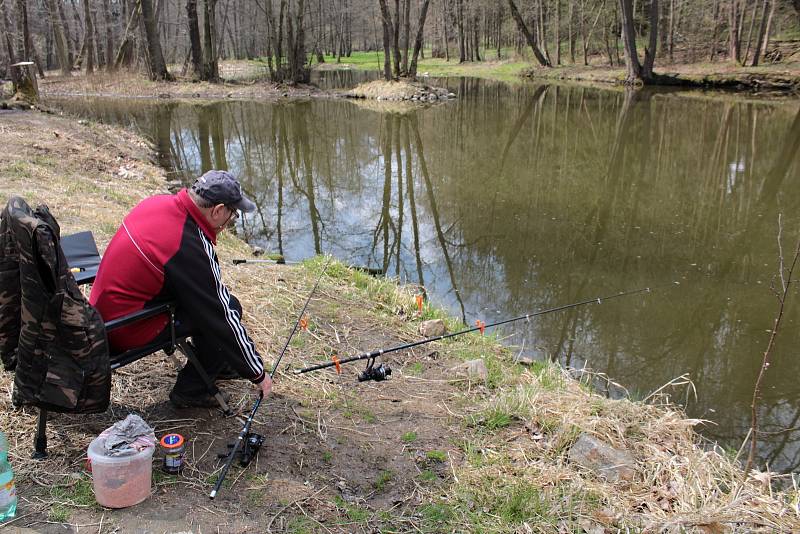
top-left (78, 119), bottom-right (89, 126)
top-left (427, 94), bottom-right (438, 102)
top-left (419, 319), bottom-right (446, 337)
top-left (514, 353), bottom-right (537, 365)
top-left (251, 245), bottom-right (264, 256)
top-left (158, 93), bottom-right (172, 98)
top-left (448, 92), bottom-right (456, 98)
top-left (568, 433), bottom-right (636, 483)
top-left (455, 359), bottom-right (489, 382)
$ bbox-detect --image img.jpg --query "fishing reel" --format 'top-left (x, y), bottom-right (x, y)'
top-left (358, 357), bottom-right (392, 382)
top-left (219, 432), bottom-right (265, 467)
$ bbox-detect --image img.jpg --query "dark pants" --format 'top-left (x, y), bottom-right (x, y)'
top-left (153, 295), bottom-right (242, 397)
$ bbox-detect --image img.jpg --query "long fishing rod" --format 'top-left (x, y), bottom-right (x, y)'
top-left (210, 256), bottom-right (333, 499)
top-left (295, 285), bottom-right (656, 380)
top-left (233, 258), bottom-right (383, 276)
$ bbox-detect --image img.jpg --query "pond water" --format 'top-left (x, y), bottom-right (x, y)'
top-left (46, 78), bottom-right (800, 472)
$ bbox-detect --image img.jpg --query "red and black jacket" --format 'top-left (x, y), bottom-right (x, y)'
top-left (89, 189), bottom-right (266, 384)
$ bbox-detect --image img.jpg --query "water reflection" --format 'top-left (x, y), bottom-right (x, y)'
top-left (46, 82), bottom-right (800, 472)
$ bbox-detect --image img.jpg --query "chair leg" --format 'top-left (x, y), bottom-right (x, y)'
top-left (32, 408), bottom-right (48, 459)
top-left (177, 341), bottom-right (232, 416)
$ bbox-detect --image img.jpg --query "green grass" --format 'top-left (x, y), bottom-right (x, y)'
top-left (425, 449), bottom-right (447, 462)
top-left (48, 504), bottom-right (71, 522)
top-left (406, 361), bottom-right (424, 376)
top-left (308, 49), bottom-right (535, 83)
top-left (418, 469), bottom-right (438, 483)
top-left (455, 481), bottom-right (605, 530)
top-left (334, 495), bottom-right (370, 522)
top-left (322, 451), bottom-right (333, 463)
top-left (374, 470), bottom-right (394, 491)
top-left (50, 477), bottom-right (95, 507)
top-left (417, 502), bottom-right (455, 532)
top-left (401, 431), bottom-right (418, 443)
top-left (285, 516), bottom-right (316, 534)
top-left (469, 407), bottom-right (514, 431)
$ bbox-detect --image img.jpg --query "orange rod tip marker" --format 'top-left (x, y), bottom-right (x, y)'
top-left (299, 317), bottom-right (308, 331)
top-left (476, 320), bottom-right (486, 335)
top-left (332, 355), bottom-right (341, 374)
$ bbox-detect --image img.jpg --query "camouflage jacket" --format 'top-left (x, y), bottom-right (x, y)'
top-left (0, 197), bottom-right (110, 413)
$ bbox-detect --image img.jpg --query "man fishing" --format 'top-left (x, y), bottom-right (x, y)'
top-left (90, 170), bottom-right (272, 407)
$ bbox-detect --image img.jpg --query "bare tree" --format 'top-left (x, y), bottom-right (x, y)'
top-left (186, 0), bottom-right (203, 76)
top-left (618, 0), bottom-right (659, 82)
top-left (746, 215), bottom-right (800, 473)
top-left (408, 0), bottom-right (431, 78)
top-left (45, 0), bottom-right (71, 75)
top-left (203, 0), bottom-right (220, 80)
top-left (507, 0), bottom-right (550, 66)
top-left (141, 0), bottom-right (172, 79)
top-left (82, 0), bottom-right (94, 74)
top-left (377, 0), bottom-right (393, 80)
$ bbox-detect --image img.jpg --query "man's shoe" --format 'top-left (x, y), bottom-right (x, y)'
top-left (169, 390), bottom-right (228, 409)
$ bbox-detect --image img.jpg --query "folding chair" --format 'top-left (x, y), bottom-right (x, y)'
top-left (32, 232), bottom-right (232, 459)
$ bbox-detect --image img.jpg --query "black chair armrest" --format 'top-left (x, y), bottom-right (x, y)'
top-left (105, 303), bottom-right (174, 332)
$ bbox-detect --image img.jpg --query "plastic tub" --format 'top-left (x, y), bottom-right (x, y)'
top-left (87, 436), bottom-right (154, 508)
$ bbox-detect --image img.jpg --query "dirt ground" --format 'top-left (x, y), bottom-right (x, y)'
top-left (1, 110), bottom-right (797, 533)
top-left (35, 70), bottom-right (336, 102)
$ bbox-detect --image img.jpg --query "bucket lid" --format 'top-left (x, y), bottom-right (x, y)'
top-left (160, 433), bottom-right (184, 449)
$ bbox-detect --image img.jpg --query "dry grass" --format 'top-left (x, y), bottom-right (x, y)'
top-left (0, 110), bottom-right (798, 532)
top-left (451, 364), bottom-right (799, 532)
top-left (35, 69), bottom-right (325, 101)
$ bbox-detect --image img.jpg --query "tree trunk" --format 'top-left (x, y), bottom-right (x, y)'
top-left (709, 0), bottom-right (720, 61)
top-left (202, 0), bottom-right (219, 80)
top-left (45, 0), bottom-right (71, 75)
top-left (457, 0), bottom-right (465, 62)
top-left (507, 0), bottom-right (550, 67)
top-left (642, 0), bottom-right (659, 78)
top-left (186, 0), bottom-right (203, 76)
top-left (729, 0), bottom-right (740, 63)
top-left (668, 0), bottom-right (675, 61)
top-left (1, 0), bottom-right (16, 81)
top-left (290, 0), bottom-right (307, 83)
top-left (101, 0), bottom-right (114, 71)
top-left (14, 0), bottom-right (24, 60)
top-left (277, 0), bottom-right (285, 70)
top-left (114, 0), bottom-right (141, 69)
top-left (93, 7), bottom-right (105, 68)
top-left (618, 0), bottom-right (642, 81)
top-left (401, 0), bottom-right (410, 74)
top-left (555, 0), bottom-right (560, 65)
top-left (140, 0), bottom-right (171, 80)
top-left (391, 0), bottom-right (401, 75)
top-left (82, 0), bottom-right (94, 74)
top-left (751, 0), bottom-right (771, 66)
top-left (408, 0), bottom-right (430, 78)
top-left (377, 0), bottom-right (393, 80)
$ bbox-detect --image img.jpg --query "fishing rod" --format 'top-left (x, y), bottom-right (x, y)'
top-left (295, 285), bottom-right (656, 380)
top-left (210, 256), bottom-right (333, 499)
top-left (233, 258), bottom-right (383, 276)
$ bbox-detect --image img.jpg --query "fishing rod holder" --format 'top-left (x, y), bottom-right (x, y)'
top-left (218, 432), bottom-right (265, 467)
top-left (358, 357), bottom-right (392, 382)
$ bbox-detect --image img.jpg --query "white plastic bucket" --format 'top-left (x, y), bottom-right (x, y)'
top-left (87, 436), bottom-right (154, 508)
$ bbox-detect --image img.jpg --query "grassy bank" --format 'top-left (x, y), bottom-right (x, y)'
top-left (311, 50), bottom-right (800, 91)
top-left (1, 109), bottom-right (798, 532)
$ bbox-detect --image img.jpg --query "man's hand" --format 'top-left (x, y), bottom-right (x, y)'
top-left (258, 374), bottom-right (273, 398)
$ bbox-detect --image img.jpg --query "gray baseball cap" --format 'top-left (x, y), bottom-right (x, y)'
top-left (191, 170), bottom-right (256, 213)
